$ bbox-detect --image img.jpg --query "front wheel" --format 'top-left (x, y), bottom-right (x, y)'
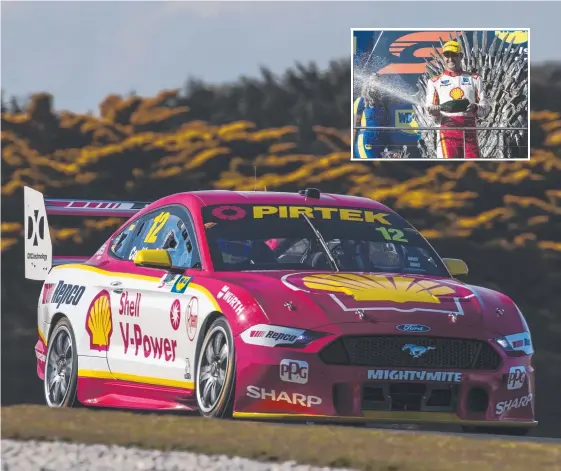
top-left (195, 317), bottom-right (236, 418)
top-left (44, 318), bottom-right (78, 407)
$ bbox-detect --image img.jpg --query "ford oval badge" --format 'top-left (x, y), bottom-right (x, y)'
top-left (396, 324), bottom-right (431, 333)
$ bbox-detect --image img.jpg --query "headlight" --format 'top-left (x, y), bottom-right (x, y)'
top-left (284, 330), bottom-right (330, 348)
top-left (493, 332), bottom-right (533, 356)
top-left (240, 324), bottom-right (330, 348)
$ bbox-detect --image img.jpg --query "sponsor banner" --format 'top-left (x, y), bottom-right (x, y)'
top-left (171, 276), bottom-right (192, 294)
top-left (507, 366), bottom-right (527, 390)
top-left (282, 273), bottom-right (468, 316)
top-left (41, 283), bottom-right (56, 304)
top-left (496, 393), bottom-right (533, 414)
top-left (85, 290), bottom-right (113, 352)
top-left (280, 359), bottom-right (309, 384)
top-left (119, 292), bottom-right (141, 318)
top-left (94, 242), bottom-right (108, 260)
top-left (495, 30), bottom-right (528, 45)
top-left (27, 252), bottom-right (48, 261)
top-left (367, 369), bottom-right (462, 383)
top-left (120, 322), bottom-right (178, 362)
top-left (187, 297), bottom-right (198, 341)
top-left (240, 324), bottom-right (306, 347)
top-left (396, 324), bottom-right (431, 333)
top-left (217, 285), bottom-right (244, 315)
top-left (51, 280), bottom-right (86, 308)
top-left (203, 204), bottom-right (392, 226)
top-left (157, 273), bottom-right (179, 289)
top-left (170, 299), bottom-right (181, 331)
top-left (27, 207), bottom-right (46, 247)
top-left (25, 186), bottom-right (52, 279)
top-left (394, 109), bottom-right (419, 135)
top-left (156, 274), bottom-right (193, 294)
top-left (246, 385), bottom-right (321, 408)
top-left (110, 285), bottom-right (180, 361)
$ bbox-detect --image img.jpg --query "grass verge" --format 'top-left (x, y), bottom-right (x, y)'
top-left (2, 405), bottom-right (560, 471)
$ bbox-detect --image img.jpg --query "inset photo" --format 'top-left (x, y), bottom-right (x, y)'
top-left (351, 29), bottom-right (529, 160)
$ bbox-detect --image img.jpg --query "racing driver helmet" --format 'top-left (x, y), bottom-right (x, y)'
top-left (216, 239), bottom-right (253, 264)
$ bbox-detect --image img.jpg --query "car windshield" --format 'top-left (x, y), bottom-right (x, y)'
top-left (202, 204), bottom-right (449, 277)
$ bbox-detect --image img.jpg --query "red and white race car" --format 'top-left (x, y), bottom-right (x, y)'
top-left (25, 186), bottom-right (536, 434)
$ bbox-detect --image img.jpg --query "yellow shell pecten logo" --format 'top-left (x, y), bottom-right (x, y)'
top-left (449, 87), bottom-right (465, 100)
top-left (85, 290), bottom-right (113, 351)
top-left (495, 30), bottom-right (528, 45)
top-left (302, 274), bottom-right (456, 304)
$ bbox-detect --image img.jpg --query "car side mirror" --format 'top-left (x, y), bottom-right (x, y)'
top-left (134, 249), bottom-right (172, 270)
top-left (443, 258), bottom-right (469, 276)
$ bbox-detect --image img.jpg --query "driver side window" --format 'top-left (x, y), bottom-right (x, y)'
top-left (126, 207), bottom-right (201, 269)
top-left (110, 222), bottom-right (137, 259)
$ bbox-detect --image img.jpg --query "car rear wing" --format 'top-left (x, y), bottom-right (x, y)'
top-left (24, 186), bottom-right (151, 281)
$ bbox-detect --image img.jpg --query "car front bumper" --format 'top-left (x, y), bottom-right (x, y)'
top-left (233, 335), bottom-right (537, 429)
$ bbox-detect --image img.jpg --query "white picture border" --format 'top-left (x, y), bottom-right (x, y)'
top-left (350, 27), bottom-right (531, 161)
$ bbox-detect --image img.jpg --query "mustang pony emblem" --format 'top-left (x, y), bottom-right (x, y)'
top-left (402, 344), bottom-right (436, 358)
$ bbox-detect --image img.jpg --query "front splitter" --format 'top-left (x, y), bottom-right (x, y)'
top-left (233, 410), bottom-right (538, 428)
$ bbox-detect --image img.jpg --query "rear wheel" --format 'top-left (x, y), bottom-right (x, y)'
top-left (462, 426), bottom-right (531, 436)
top-left (44, 318), bottom-right (78, 407)
top-left (195, 317), bottom-right (236, 418)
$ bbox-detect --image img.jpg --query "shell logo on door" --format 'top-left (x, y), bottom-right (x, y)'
top-left (85, 290), bottom-right (113, 352)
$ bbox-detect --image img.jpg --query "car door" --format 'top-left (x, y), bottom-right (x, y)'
top-left (106, 205), bottom-right (202, 389)
top-left (161, 209), bottom-right (203, 385)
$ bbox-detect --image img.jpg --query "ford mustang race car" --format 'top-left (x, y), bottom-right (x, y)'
top-left (24, 186), bottom-right (536, 434)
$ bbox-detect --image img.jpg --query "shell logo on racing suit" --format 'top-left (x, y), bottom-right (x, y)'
top-left (449, 87), bottom-right (465, 100)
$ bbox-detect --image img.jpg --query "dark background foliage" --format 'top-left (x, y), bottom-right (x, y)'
top-left (1, 60), bottom-right (560, 437)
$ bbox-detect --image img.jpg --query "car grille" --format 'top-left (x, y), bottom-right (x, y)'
top-left (320, 335), bottom-right (501, 370)
top-left (361, 383), bottom-right (460, 412)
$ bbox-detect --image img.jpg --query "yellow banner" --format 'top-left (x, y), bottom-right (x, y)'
top-left (252, 205), bottom-right (391, 225)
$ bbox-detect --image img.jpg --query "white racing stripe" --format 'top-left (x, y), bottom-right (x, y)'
top-left (1, 439), bottom-right (356, 471)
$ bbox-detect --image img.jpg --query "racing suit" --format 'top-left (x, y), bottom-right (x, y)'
top-left (425, 70), bottom-right (488, 159)
top-left (353, 96), bottom-right (387, 159)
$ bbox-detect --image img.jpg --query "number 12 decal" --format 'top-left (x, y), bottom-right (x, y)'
top-left (376, 227), bottom-right (408, 243)
top-left (144, 212), bottom-right (171, 243)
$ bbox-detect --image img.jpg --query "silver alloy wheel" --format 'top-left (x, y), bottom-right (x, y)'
top-left (44, 326), bottom-right (74, 407)
top-left (196, 325), bottom-right (230, 413)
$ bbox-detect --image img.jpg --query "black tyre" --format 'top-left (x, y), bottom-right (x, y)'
top-left (44, 317), bottom-right (78, 407)
top-left (195, 317), bottom-right (236, 418)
